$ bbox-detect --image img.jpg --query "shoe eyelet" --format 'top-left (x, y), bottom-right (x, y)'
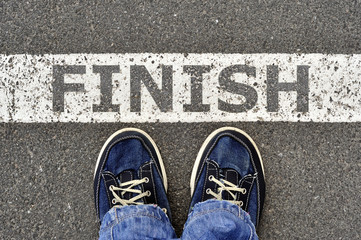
top-left (242, 189), bottom-right (247, 194)
top-left (239, 201), bottom-right (244, 207)
top-left (206, 188), bottom-right (211, 194)
top-left (144, 177), bottom-right (149, 183)
top-left (109, 185), bottom-right (114, 191)
top-left (146, 190), bottom-right (151, 197)
top-left (208, 175), bottom-right (214, 181)
top-left (112, 198), bottom-right (116, 204)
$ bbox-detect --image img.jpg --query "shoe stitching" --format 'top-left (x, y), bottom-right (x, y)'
top-left (239, 174), bottom-right (260, 226)
top-left (103, 172), bottom-right (117, 183)
top-left (194, 137), bottom-right (220, 188)
top-left (149, 162), bottom-right (158, 205)
top-left (193, 158), bottom-right (207, 193)
top-left (118, 171), bottom-right (122, 183)
top-left (139, 166), bottom-right (145, 203)
top-left (225, 170), bottom-right (229, 201)
top-left (225, 169), bottom-right (239, 201)
top-left (240, 175), bottom-right (256, 210)
top-left (201, 160), bottom-right (219, 201)
top-left (202, 132), bottom-right (261, 225)
top-left (196, 133), bottom-right (249, 182)
top-left (139, 161), bottom-right (158, 205)
top-left (139, 176), bottom-right (146, 204)
top-left (247, 177), bottom-right (256, 209)
top-left (246, 178), bottom-right (254, 208)
top-left (96, 135), bottom-right (163, 220)
top-left (201, 160), bottom-right (211, 202)
top-left (96, 136), bottom-right (146, 218)
top-left (121, 170), bottom-right (134, 181)
top-left (194, 131), bottom-right (262, 226)
top-left (102, 172), bottom-right (118, 207)
top-left (203, 133), bottom-right (258, 182)
top-left (255, 176), bottom-right (261, 227)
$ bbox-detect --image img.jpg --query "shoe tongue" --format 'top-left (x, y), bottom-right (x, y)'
top-left (117, 170), bottom-right (143, 202)
top-left (118, 170), bottom-right (133, 183)
top-left (223, 169), bottom-right (239, 185)
top-left (220, 168), bottom-right (240, 200)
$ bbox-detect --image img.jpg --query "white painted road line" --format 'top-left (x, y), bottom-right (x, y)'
top-left (0, 54), bottom-right (360, 122)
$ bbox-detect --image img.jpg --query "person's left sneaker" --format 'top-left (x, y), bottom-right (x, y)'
top-left (93, 128), bottom-right (171, 223)
top-left (188, 127), bottom-right (266, 228)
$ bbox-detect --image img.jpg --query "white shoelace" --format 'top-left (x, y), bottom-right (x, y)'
top-left (109, 177), bottom-right (150, 206)
top-left (207, 175), bottom-right (246, 207)
top-left (109, 177), bottom-right (168, 214)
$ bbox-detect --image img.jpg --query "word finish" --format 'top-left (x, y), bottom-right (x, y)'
top-left (0, 54), bottom-right (360, 122)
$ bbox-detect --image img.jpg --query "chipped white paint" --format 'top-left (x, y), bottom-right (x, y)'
top-left (0, 54), bottom-right (360, 122)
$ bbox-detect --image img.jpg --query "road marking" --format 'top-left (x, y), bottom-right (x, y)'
top-left (0, 54), bottom-right (360, 122)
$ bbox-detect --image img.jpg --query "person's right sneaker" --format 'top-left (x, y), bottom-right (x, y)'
top-left (189, 127), bottom-right (266, 228)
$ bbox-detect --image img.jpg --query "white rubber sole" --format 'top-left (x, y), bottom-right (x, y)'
top-left (93, 128), bottom-right (168, 192)
top-left (189, 126), bottom-right (265, 196)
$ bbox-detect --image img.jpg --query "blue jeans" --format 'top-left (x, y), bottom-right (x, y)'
top-left (99, 199), bottom-right (258, 240)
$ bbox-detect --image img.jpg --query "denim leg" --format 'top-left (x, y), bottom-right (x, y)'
top-left (99, 205), bottom-right (177, 240)
top-left (181, 199), bottom-right (258, 240)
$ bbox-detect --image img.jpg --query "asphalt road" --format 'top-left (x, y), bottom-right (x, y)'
top-left (1, 1), bottom-right (361, 239)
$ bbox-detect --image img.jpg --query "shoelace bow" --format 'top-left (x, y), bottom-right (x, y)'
top-left (109, 177), bottom-right (150, 206)
top-left (207, 175), bottom-right (247, 207)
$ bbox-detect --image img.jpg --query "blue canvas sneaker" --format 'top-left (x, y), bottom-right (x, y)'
top-left (93, 128), bottom-right (171, 223)
top-left (189, 127), bottom-right (266, 228)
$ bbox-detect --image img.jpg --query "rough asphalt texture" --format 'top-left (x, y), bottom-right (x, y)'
top-left (1, 1), bottom-right (361, 239)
